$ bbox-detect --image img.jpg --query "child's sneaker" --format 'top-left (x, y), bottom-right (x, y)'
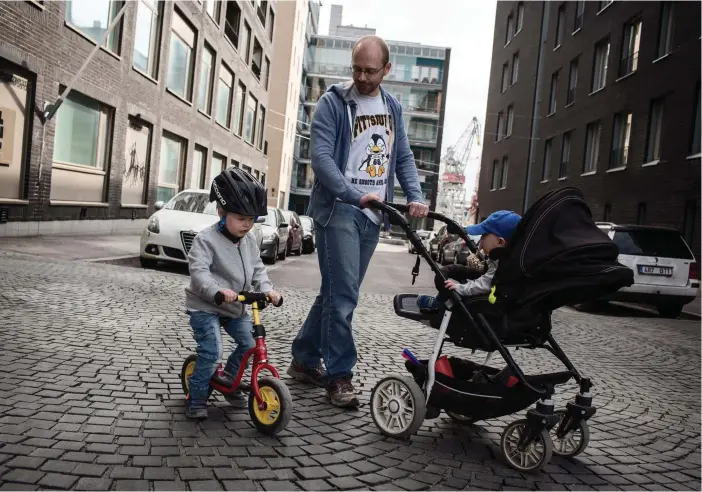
top-left (416, 295), bottom-right (439, 312)
top-left (185, 398), bottom-right (208, 420)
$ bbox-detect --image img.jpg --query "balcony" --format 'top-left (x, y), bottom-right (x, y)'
top-left (618, 52), bottom-right (638, 78)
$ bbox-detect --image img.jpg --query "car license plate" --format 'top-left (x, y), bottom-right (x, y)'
top-left (638, 265), bottom-right (673, 276)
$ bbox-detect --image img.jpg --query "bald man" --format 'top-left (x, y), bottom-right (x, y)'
top-left (289, 35), bottom-right (429, 408)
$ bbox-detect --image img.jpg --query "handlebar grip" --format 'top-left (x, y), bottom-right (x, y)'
top-left (214, 292), bottom-right (224, 305)
top-left (272, 296), bottom-right (283, 307)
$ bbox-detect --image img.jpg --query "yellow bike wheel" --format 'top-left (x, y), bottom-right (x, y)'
top-left (248, 377), bottom-right (292, 435)
top-left (180, 355), bottom-right (213, 399)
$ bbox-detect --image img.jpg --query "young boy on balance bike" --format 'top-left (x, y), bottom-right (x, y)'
top-left (184, 168), bottom-right (281, 420)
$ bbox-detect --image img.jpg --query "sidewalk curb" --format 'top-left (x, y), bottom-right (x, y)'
top-left (85, 254), bottom-right (141, 265)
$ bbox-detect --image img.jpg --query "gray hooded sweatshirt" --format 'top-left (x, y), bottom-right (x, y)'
top-left (185, 223), bottom-right (273, 318)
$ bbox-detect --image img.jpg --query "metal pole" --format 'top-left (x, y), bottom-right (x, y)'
top-left (42, 1), bottom-right (129, 123)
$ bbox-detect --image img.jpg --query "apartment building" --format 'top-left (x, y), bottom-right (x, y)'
top-left (288, 4), bottom-right (451, 231)
top-left (0, 0), bottom-right (275, 235)
top-left (265, 0), bottom-right (309, 209)
top-left (478, 1), bottom-right (701, 258)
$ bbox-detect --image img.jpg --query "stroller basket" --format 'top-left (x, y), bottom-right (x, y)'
top-left (405, 357), bottom-right (572, 422)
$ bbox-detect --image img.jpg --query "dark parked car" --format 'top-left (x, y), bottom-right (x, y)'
top-left (259, 207), bottom-right (289, 264)
top-left (299, 215), bottom-right (316, 254)
top-left (281, 209), bottom-right (304, 256)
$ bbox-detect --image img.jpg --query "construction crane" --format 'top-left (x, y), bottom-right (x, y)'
top-left (436, 117), bottom-right (482, 225)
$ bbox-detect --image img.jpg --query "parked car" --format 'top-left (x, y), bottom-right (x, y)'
top-left (408, 230), bottom-right (433, 254)
top-left (439, 235), bottom-right (482, 265)
top-left (299, 215), bottom-right (316, 254)
top-left (259, 207), bottom-right (290, 264)
top-left (140, 189), bottom-right (263, 268)
top-left (595, 223), bottom-right (699, 318)
top-left (280, 209), bottom-right (304, 256)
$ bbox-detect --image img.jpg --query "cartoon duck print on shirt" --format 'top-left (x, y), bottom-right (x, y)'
top-left (358, 134), bottom-right (388, 178)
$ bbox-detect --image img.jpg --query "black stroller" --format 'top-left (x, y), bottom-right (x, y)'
top-left (367, 187), bottom-right (634, 473)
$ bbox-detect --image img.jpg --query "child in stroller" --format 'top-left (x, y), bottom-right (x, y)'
top-left (416, 210), bottom-right (521, 314)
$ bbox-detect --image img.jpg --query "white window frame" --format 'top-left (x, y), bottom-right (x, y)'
top-left (133, 0), bottom-right (162, 79)
top-left (65, 0), bottom-right (123, 55)
top-left (215, 62), bottom-right (234, 129)
top-left (198, 43), bottom-right (215, 115)
top-left (158, 132), bottom-right (186, 202)
top-left (167, 10), bottom-right (196, 102)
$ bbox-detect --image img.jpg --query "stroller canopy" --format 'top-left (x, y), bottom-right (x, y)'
top-left (491, 187), bottom-right (634, 312)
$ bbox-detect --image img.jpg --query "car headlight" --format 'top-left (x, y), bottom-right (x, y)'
top-left (263, 233), bottom-right (277, 242)
top-left (147, 216), bottom-right (160, 234)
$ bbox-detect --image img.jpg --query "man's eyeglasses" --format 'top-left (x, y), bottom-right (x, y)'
top-left (351, 65), bottom-right (386, 77)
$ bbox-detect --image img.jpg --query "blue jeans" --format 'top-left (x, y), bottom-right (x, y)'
top-left (291, 203), bottom-right (380, 382)
top-left (187, 311), bottom-right (255, 401)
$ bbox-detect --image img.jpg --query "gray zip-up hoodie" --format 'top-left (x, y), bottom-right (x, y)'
top-left (185, 223), bottom-right (273, 318)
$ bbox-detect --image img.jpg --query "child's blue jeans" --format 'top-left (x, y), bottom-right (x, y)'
top-left (187, 311), bottom-right (255, 401)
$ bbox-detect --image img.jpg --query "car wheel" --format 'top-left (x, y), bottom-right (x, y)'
top-left (658, 304), bottom-right (683, 319)
top-left (278, 243), bottom-right (287, 261)
top-left (266, 243), bottom-right (277, 265)
top-left (295, 242), bottom-right (303, 256)
top-left (140, 256), bottom-right (157, 269)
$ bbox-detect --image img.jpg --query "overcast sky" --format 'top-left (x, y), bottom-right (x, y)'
top-left (317, 0), bottom-right (498, 191)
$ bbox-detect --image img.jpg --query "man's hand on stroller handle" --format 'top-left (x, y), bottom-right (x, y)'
top-left (214, 290), bottom-right (284, 307)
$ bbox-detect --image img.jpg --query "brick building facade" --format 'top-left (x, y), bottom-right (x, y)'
top-left (0, 0), bottom-right (275, 235)
top-left (478, 1), bottom-right (701, 259)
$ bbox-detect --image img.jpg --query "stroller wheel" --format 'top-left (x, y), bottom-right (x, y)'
top-left (445, 411), bottom-right (475, 425)
top-left (370, 375), bottom-right (426, 439)
top-left (550, 410), bottom-right (590, 457)
top-left (501, 419), bottom-right (553, 473)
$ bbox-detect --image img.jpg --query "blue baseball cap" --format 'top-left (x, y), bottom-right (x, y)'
top-left (466, 210), bottom-right (521, 241)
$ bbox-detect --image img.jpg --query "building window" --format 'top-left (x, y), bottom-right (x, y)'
top-left (505, 14), bottom-right (514, 45)
top-left (233, 81), bottom-right (246, 136)
top-left (197, 43), bottom-right (215, 115)
top-left (224, 1), bottom-right (241, 48)
top-left (158, 132), bottom-right (185, 203)
top-left (583, 121), bottom-right (601, 174)
top-left (560, 131), bottom-right (571, 178)
top-left (267, 8), bottom-right (275, 42)
top-left (210, 152), bottom-right (226, 182)
top-left (65, 0), bottom-right (123, 55)
top-left (121, 117), bottom-right (151, 205)
top-left (252, 38), bottom-right (263, 80)
top-left (231, 159), bottom-right (240, 168)
top-left (501, 63), bottom-right (509, 93)
top-left (243, 164), bottom-right (252, 174)
top-left (500, 157), bottom-right (509, 189)
top-left (619, 19), bottom-right (641, 77)
top-left (0, 63), bottom-right (32, 201)
top-left (603, 203), bottom-right (612, 221)
top-left (191, 145), bottom-right (206, 189)
top-left (567, 58), bottom-right (578, 105)
top-left (656, 2), bottom-right (674, 59)
top-left (256, 106), bottom-right (266, 150)
top-left (609, 112), bottom-right (632, 169)
top-left (167, 10), bottom-right (196, 101)
top-left (495, 112), bottom-right (504, 142)
top-left (262, 57), bottom-right (270, 91)
top-left (555, 4), bottom-right (565, 48)
top-left (133, 0), bottom-right (162, 78)
top-left (511, 53), bottom-right (519, 85)
top-left (574, 0), bottom-right (584, 32)
top-left (690, 84), bottom-right (701, 156)
top-left (241, 21), bottom-right (252, 63)
top-left (53, 92), bottom-right (111, 170)
top-left (491, 159), bottom-right (500, 190)
top-left (506, 105), bottom-right (514, 136)
top-left (542, 138), bottom-right (553, 181)
top-left (215, 62), bottom-right (234, 129)
top-left (244, 94), bottom-right (258, 145)
top-left (548, 71), bottom-right (558, 114)
top-left (682, 200), bottom-right (697, 246)
top-left (205, 0), bottom-right (221, 23)
top-left (591, 39), bottom-right (610, 92)
top-left (645, 97), bottom-right (664, 163)
top-left (516, 2), bottom-right (524, 33)
top-left (261, 172), bottom-right (266, 186)
top-left (637, 202), bottom-right (647, 225)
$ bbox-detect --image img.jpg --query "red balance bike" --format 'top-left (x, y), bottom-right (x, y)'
top-left (180, 291), bottom-right (292, 435)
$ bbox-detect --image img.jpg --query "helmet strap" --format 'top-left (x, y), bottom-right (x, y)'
top-left (217, 213), bottom-right (241, 244)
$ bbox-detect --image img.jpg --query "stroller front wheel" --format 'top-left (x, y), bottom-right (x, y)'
top-left (501, 419), bottom-right (553, 473)
top-left (370, 375), bottom-right (426, 439)
top-left (550, 410), bottom-right (590, 457)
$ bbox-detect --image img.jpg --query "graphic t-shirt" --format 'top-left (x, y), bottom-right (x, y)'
top-left (344, 86), bottom-right (394, 224)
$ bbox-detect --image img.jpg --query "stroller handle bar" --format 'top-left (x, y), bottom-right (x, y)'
top-left (368, 200), bottom-right (481, 257)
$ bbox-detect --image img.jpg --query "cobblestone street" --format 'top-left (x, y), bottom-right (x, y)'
top-left (0, 250), bottom-right (700, 491)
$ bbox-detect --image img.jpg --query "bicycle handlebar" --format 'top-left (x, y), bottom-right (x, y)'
top-left (214, 291), bottom-right (283, 307)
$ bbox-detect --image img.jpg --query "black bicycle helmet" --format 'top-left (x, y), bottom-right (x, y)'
top-left (210, 167), bottom-right (267, 216)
